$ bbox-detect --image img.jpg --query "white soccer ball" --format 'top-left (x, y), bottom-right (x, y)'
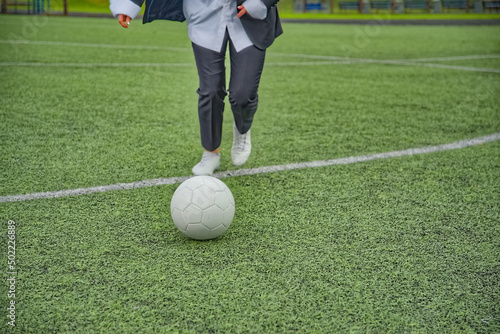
top-left (170, 176), bottom-right (235, 240)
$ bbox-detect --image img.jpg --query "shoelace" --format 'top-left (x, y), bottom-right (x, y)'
top-left (199, 153), bottom-right (213, 166)
top-left (237, 133), bottom-right (247, 151)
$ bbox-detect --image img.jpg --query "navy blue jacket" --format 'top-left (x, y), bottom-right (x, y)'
top-left (132, 0), bottom-right (185, 23)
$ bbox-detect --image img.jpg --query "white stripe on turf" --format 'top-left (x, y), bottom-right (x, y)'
top-left (3, 39), bottom-right (498, 64)
top-left (272, 52), bottom-right (500, 62)
top-left (0, 62), bottom-right (193, 67)
top-left (0, 39), bottom-right (190, 52)
top-left (2, 60), bottom-right (499, 73)
top-left (1, 133), bottom-right (499, 203)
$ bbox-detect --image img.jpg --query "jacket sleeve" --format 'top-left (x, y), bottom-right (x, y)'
top-left (242, 0), bottom-right (268, 19)
top-left (237, 0), bottom-right (279, 11)
top-left (109, 0), bottom-right (144, 19)
top-left (261, 0), bottom-right (280, 9)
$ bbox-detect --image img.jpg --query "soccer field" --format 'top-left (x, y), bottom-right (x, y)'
top-left (1, 15), bottom-right (499, 333)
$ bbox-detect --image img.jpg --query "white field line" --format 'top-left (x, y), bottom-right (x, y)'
top-left (2, 39), bottom-right (499, 63)
top-left (270, 53), bottom-right (500, 73)
top-left (271, 53), bottom-right (352, 61)
top-left (0, 62), bottom-right (193, 67)
top-left (6, 40), bottom-right (497, 63)
top-left (2, 39), bottom-right (500, 72)
top-left (267, 59), bottom-right (500, 73)
top-left (1, 133), bottom-right (499, 204)
top-left (271, 52), bottom-right (500, 62)
top-left (1, 59), bottom-right (499, 73)
top-left (400, 54), bottom-right (500, 62)
top-left (401, 62), bottom-right (500, 74)
top-left (1, 57), bottom-right (499, 73)
top-left (0, 61), bottom-right (356, 67)
top-left (0, 39), bottom-right (191, 52)
top-left (345, 58), bottom-right (500, 73)
top-left (270, 52), bottom-right (500, 73)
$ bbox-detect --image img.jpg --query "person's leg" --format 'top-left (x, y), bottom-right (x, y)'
top-left (191, 35), bottom-right (229, 175)
top-left (192, 41), bottom-right (228, 152)
top-left (228, 41), bottom-right (266, 165)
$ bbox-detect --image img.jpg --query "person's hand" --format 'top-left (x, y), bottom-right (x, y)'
top-left (118, 14), bottom-right (132, 28)
top-left (237, 5), bottom-right (247, 18)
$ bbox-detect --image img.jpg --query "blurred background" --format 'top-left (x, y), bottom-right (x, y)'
top-left (2, 0), bottom-right (500, 17)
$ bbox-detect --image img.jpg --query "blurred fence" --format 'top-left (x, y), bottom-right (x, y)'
top-left (1, 0), bottom-right (67, 14)
top-left (292, 0), bottom-right (500, 13)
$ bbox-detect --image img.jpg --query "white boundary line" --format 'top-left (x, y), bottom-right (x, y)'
top-left (271, 52), bottom-right (500, 62)
top-left (1, 133), bottom-right (499, 203)
top-left (0, 40), bottom-right (191, 52)
top-left (269, 53), bottom-right (500, 73)
top-left (404, 62), bottom-right (500, 74)
top-left (0, 62), bottom-right (194, 67)
top-left (347, 59), bottom-right (500, 73)
top-left (0, 61), bottom-right (354, 67)
top-left (399, 55), bottom-right (500, 62)
top-left (2, 40), bottom-right (500, 73)
top-left (268, 59), bottom-right (500, 73)
top-left (1, 60), bottom-right (499, 73)
top-left (3, 39), bottom-right (499, 63)
top-left (1, 57), bottom-right (499, 73)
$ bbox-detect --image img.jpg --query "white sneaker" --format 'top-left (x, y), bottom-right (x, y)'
top-left (192, 151), bottom-right (220, 176)
top-left (231, 123), bottom-right (251, 166)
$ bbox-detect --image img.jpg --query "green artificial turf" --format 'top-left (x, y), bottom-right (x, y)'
top-left (1, 15), bottom-right (499, 333)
